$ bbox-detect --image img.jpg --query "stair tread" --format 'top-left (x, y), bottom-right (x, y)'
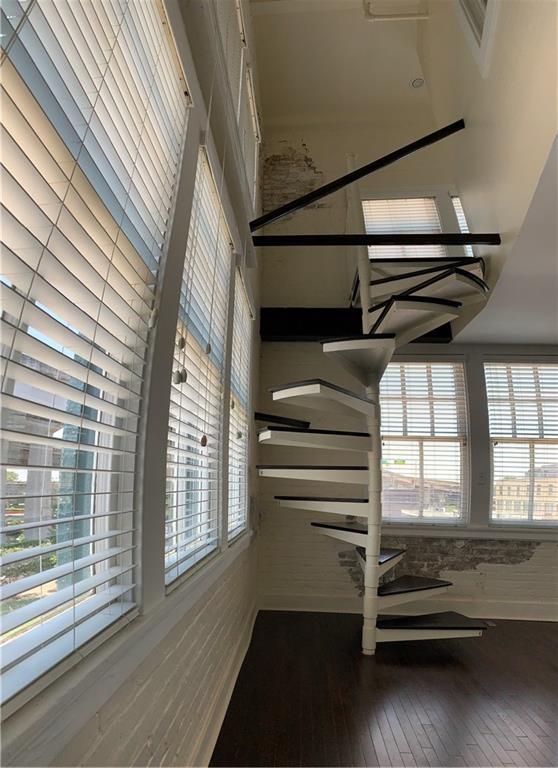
top-left (270, 378), bottom-right (371, 403)
top-left (258, 465), bottom-right (368, 470)
top-left (275, 495), bottom-right (368, 502)
top-left (258, 426), bottom-right (370, 437)
top-left (378, 575), bottom-right (452, 596)
top-left (356, 546), bottom-right (406, 565)
top-left (377, 611), bottom-right (489, 631)
top-left (320, 334), bottom-right (395, 343)
top-left (311, 520), bottom-right (367, 533)
top-left (370, 294), bottom-right (462, 313)
top-left (369, 259), bottom-right (483, 286)
top-left (254, 412), bottom-right (311, 429)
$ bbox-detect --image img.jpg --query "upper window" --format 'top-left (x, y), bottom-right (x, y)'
top-left (454, 0), bottom-right (500, 77)
top-left (362, 197), bottom-right (445, 260)
top-left (227, 273), bottom-right (253, 540)
top-left (0, 0), bottom-right (188, 702)
top-left (380, 362), bottom-right (469, 523)
top-left (484, 363), bottom-right (558, 525)
top-left (451, 196), bottom-right (474, 258)
top-left (165, 150), bottom-right (233, 585)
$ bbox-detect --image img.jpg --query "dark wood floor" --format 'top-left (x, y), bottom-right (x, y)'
top-left (210, 611), bottom-right (557, 767)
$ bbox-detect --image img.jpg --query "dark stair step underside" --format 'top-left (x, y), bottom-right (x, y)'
top-left (258, 426), bottom-right (370, 437)
top-left (378, 575), bottom-right (453, 596)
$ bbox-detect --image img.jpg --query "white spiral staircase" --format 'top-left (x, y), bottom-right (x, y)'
top-left (252, 121), bottom-right (499, 654)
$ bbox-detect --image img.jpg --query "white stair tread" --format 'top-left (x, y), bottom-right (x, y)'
top-left (321, 336), bottom-right (396, 384)
top-left (258, 465), bottom-right (369, 484)
top-left (275, 495), bottom-right (370, 515)
top-left (270, 378), bottom-right (374, 415)
top-left (258, 426), bottom-right (371, 452)
top-left (368, 296), bottom-right (461, 341)
top-left (406, 268), bottom-right (488, 302)
top-left (369, 257), bottom-right (485, 279)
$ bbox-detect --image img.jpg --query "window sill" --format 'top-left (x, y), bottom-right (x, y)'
top-left (2, 531), bottom-right (254, 766)
top-left (381, 522), bottom-right (558, 541)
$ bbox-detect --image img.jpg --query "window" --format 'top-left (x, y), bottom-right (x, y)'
top-left (0, 0), bottom-right (187, 702)
top-left (227, 274), bottom-right (252, 540)
top-left (485, 363), bottom-right (558, 524)
top-left (165, 150), bottom-right (233, 585)
top-left (362, 197), bottom-right (445, 260)
top-left (458, 0), bottom-right (488, 44)
top-left (238, 63), bottom-right (261, 206)
top-left (380, 363), bottom-right (469, 523)
top-left (451, 196), bottom-right (474, 258)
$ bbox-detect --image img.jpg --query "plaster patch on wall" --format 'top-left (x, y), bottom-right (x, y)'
top-left (262, 139), bottom-right (325, 214)
top-left (338, 537), bottom-right (542, 596)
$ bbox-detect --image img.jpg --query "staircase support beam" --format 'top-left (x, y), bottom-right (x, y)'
top-left (253, 233), bottom-right (502, 247)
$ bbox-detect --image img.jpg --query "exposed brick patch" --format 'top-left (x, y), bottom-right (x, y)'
top-left (262, 139), bottom-right (325, 215)
top-left (339, 537), bottom-right (541, 595)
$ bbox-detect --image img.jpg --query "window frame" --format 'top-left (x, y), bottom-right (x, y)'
top-left (453, 0), bottom-right (501, 78)
top-left (483, 360), bottom-right (558, 528)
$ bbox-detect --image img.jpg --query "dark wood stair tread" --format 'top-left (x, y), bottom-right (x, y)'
top-left (311, 520), bottom-right (366, 534)
top-left (378, 575), bottom-right (452, 596)
top-left (376, 611), bottom-right (489, 631)
top-left (275, 496), bottom-right (368, 502)
top-left (356, 546), bottom-right (406, 565)
top-left (258, 465), bottom-right (368, 470)
top-left (269, 378), bottom-right (371, 403)
top-left (254, 412), bottom-right (310, 429)
top-left (258, 426), bottom-right (370, 437)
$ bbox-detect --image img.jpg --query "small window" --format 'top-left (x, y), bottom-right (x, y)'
top-left (458, 0), bottom-right (488, 44)
top-left (380, 362), bottom-right (469, 523)
top-left (227, 274), bottom-right (253, 540)
top-left (165, 150), bottom-right (233, 585)
top-left (362, 197), bottom-right (445, 260)
top-left (454, 0), bottom-right (500, 77)
top-left (451, 196), bottom-right (474, 258)
top-left (484, 363), bottom-right (558, 525)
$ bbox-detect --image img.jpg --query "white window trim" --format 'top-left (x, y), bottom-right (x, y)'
top-left (453, 0), bottom-right (502, 78)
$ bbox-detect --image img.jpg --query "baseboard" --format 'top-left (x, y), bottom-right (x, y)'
top-left (191, 605), bottom-right (258, 767)
top-left (259, 593), bottom-right (362, 614)
top-left (259, 593), bottom-right (558, 622)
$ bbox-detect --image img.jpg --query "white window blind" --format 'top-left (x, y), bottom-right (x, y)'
top-left (380, 363), bottom-right (469, 522)
top-left (362, 197), bottom-right (445, 260)
top-left (451, 195), bottom-right (474, 258)
top-left (484, 363), bottom-right (558, 524)
top-left (227, 273), bottom-right (252, 539)
top-left (0, 0), bottom-right (188, 703)
top-left (165, 150), bottom-right (232, 585)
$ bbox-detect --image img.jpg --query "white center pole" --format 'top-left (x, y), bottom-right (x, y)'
top-left (362, 377), bottom-right (382, 654)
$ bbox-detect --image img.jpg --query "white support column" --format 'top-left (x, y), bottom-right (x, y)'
top-left (345, 154), bottom-right (372, 330)
top-left (362, 378), bottom-right (382, 655)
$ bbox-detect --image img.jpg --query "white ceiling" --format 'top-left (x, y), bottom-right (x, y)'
top-left (457, 138), bottom-right (558, 345)
top-left (251, 0), bottom-right (432, 127)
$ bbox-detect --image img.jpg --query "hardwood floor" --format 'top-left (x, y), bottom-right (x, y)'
top-left (210, 612), bottom-right (557, 767)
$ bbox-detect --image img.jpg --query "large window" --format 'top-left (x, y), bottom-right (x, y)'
top-left (485, 363), bottom-right (558, 524)
top-left (165, 150), bottom-right (233, 585)
top-left (380, 362), bottom-right (469, 523)
top-left (227, 274), bottom-right (252, 540)
top-left (0, 0), bottom-right (187, 702)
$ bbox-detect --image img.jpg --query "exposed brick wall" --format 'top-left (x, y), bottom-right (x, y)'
top-left (53, 548), bottom-right (257, 768)
top-left (262, 138), bottom-right (325, 215)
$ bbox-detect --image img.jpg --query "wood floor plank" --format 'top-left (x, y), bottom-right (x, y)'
top-left (210, 614), bottom-right (557, 768)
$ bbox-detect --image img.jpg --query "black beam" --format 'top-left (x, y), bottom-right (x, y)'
top-left (249, 119), bottom-right (465, 232)
top-left (253, 233), bottom-right (501, 247)
top-left (259, 307), bottom-right (452, 343)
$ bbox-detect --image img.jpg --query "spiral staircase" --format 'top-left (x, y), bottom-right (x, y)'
top-left (252, 121), bottom-right (500, 654)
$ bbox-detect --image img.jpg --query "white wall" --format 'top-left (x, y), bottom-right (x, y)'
top-left (52, 547), bottom-right (257, 768)
top-left (418, 0), bottom-right (557, 333)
